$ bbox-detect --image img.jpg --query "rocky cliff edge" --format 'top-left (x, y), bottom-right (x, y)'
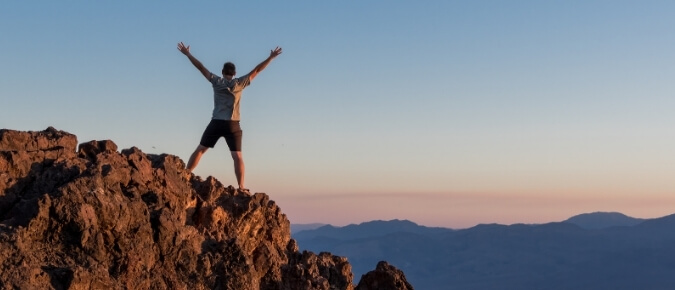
top-left (0, 127), bottom-right (413, 290)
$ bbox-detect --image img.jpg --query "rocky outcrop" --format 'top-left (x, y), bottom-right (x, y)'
top-left (356, 262), bottom-right (414, 290)
top-left (0, 127), bottom-right (413, 289)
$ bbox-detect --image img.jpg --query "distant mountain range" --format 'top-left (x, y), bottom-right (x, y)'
top-left (294, 219), bottom-right (453, 241)
top-left (564, 211), bottom-right (645, 229)
top-left (292, 212), bottom-right (675, 290)
top-left (290, 223), bottom-right (327, 234)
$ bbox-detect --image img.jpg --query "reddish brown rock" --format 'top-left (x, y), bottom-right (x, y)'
top-left (0, 128), bottom-right (412, 290)
top-left (356, 261), bottom-right (414, 290)
top-left (0, 126), bottom-right (77, 152)
top-left (77, 139), bottom-right (118, 160)
top-left (0, 127), bottom-right (79, 222)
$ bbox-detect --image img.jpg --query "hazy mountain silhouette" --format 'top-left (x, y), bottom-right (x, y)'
top-left (293, 213), bottom-right (675, 290)
top-left (290, 223), bottom-right (327, 234)
top-left (293, 219), bottom-right (453, 283)
top-left (294, 219), bottom-right (452, 241)
top-left (563, 211), bottom-right (645, 229)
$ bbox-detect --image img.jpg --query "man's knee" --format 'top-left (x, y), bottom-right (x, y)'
top-left (230, 151), bottom-right (243, 160)
top-left (195, 145), bottom-right (209, 154)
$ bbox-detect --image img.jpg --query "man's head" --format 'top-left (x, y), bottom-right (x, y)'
top-left (222, 62), bottom-right (236, 77)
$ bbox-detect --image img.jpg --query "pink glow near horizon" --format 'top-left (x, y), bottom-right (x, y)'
top-left (273, 191), bottom-right (675, 229)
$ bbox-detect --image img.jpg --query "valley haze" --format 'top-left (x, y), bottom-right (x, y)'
top-left (293, 212), bottom-right (675, 290)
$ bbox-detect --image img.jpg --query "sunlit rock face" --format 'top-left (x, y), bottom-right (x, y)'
top-left (0, 127), bottom-right (413, 290)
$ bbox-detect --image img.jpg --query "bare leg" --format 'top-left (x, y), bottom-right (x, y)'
top-left (231, 151), bottom-right (245, 189)
top-left (187, 145), bottom-right (209, 171)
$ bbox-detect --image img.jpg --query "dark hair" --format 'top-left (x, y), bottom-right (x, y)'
top-left (222, 62), bottom-right (236, 76)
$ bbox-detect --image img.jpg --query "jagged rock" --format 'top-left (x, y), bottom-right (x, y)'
top-left (282, 242), bottom-right (353, 290)
top-left (0, 128), bottom-right (412, 290)
top-left (77, 139), bottom-right (118, 160)
top-left (0, 127), bottom-right (77, 152)
top-left (356, 261), bottom-right (414, 290)
top-left (0, 128), bottom-right (78, 221)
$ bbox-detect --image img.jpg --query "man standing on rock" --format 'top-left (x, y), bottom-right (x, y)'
top-left (177, 42), bottom-right (282, 191)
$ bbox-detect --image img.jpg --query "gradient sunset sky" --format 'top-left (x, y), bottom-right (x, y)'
top-left (2, 1), bottom-right (674, 228)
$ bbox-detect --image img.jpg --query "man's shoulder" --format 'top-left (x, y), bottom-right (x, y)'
top-left (235, 74), bottom-right (251, 84)
top-left (210, 74), bottom-right (229, 86)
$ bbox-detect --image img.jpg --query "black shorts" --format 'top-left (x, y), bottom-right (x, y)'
top-left (199, 119), bottom-right (243, 151)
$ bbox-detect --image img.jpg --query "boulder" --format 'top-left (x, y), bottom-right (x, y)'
top-left (356, 261), bottom-right (414, 290)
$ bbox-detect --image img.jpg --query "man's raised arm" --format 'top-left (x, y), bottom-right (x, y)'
top-left (177, 42), bottom-right (210, 80)
top-left (248, 46), bottom-right (283, 81)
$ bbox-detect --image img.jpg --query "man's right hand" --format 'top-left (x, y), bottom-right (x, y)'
top-left (177, 42), bottom-right (210, 80)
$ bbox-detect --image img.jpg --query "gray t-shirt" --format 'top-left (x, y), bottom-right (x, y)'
top-left (209, 72), bottom-right (251, 121)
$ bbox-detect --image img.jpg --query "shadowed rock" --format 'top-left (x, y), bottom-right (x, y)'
top-left (356, 261), bottom-right (414, 290)
top-left (0, 128), bottom-right (413, 290)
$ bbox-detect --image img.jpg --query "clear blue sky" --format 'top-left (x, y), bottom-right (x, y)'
top-left (2, 1), bottom-right (674, 228)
